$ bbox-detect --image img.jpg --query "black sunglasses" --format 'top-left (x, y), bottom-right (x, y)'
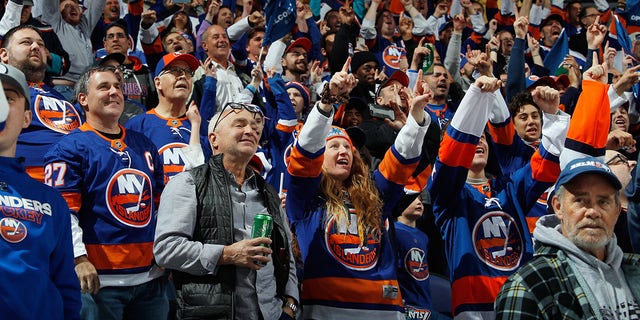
top-left (606, 153), bottom-right (629, 167)
top-left (212, 102), bottom-right (265, 131)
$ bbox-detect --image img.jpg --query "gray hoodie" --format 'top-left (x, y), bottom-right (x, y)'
top-left (534, 215), bottom-right (640, 319)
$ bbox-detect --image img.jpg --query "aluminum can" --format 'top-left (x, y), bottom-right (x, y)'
top-left (252, 214), bottom-right (273, 266)
top-left (252, 214), bottom-right (273, 239)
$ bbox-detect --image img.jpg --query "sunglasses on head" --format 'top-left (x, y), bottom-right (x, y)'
top-left (212, 102), bottom-right (265, 131)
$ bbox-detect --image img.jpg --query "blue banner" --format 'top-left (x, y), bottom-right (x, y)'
top-left (543, 29), bottom-right (568, 74)
top-left (262, 0), bottom-right (297, 46)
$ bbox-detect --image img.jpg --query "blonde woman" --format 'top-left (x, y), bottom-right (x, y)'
top-left (286, 59), bottom-right (433, 319)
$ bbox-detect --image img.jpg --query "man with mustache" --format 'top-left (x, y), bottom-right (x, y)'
top-left (495, 157), bottom-right (640, 319)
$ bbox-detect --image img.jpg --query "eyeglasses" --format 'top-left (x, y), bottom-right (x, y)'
top-left (160, 66), bottom-right (194, 78)
top-left (105, 32), bottom-right (127, 40)
top-left (606, 153), bottom-right (629, 167)
top-left (212, 102), bottom-right (265, 132)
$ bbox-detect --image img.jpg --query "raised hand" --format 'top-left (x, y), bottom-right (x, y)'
top-left (384, 98), bottom-right (408, 131)
top-left (141, 9), bottom-right (157, 29)
top-left (474, 76), bottom-right (501, 92)
top-left (613, 64), bottom-right (640, 96)
top-left (434, 0), bottom-right (449, 18)
top-left (309, 60), bottom-right (323, 86)
top-left (584, 51), bottom-right (608, 84)
top-left (205, 0), bottom-right (220, 22)
top-left (248, 11), bottom-right (265, 27)
top-left (185, 101), bottom-right (201, 128)
top-left (409, 69), bottom-right (431, 125)
top-left (514, 16), bottom-right (529, 39)
top-left (202, 56), bottom-right (217, 78)
top-left (587, 16), bottom-right (607, 50)
top-left (453, 13), bottom-right (466, 34)
top-left (339, 1), bottom-right (356, 25)
top-left (531, 85), bottom-right (560, 115)
top-left (607, 129), bottom-right (637, 150)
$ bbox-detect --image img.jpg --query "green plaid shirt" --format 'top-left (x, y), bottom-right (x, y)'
top-left (495, 244), bottom-right (640, 320)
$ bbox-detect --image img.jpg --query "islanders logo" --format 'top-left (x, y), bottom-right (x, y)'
top-left (34, 95), bottom-right (82, 133)
top-left (325, 211), bottom-right (380, 271)
top-left (404, 248), bottom-right (429, 281)
top-left (158, 142), bottom-right (188, 183)
top-left (105, 168), bottom-right (153, 228)
top-left (472, 211), bottom-right (523, 271)
top-left (382, 45), bottom-right (406, 70)
top-left (0, 217), bottom-right (27, 243)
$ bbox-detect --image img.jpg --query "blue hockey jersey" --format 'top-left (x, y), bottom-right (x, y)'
top-left (287, 105), bottom-right (429, 319)
top-left (394, 221), bottom-right (432, 320)
top-left (124, 109), bottom-right (209, 183)
top-left (18, 84), bottom-right (84, 181)
top-left (428, 85), bottom-right (569, 318)
top-left (43, 123), bottom-right (164, 284)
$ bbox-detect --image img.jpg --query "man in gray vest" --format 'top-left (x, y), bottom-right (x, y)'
top-left (154, 102), bottom-right (299, 320)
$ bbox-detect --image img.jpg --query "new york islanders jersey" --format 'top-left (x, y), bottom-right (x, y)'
top-left (263, 74), bottom-right (299, 193)
top-left (394, 221), bottom-right (432, 320)
top-left (124, 109), bottom-right (208, 184)
top-left (286, 106), bottom-right (430, 319)
top-left (0, 156), bottom-right (80, 319)
top-left (43, 123), bottom-right (164, 287)
top-left (428, 85), bottom-right (568, 318)
top-left (488, 113), bottom-right (548, 234)
top-left (17, 84), bottom-right (84, 181)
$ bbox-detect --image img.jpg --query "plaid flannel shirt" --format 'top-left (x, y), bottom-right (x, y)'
top-left (495, 244), bottom-right (640, 320)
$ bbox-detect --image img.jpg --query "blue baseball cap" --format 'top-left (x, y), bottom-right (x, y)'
top-left (555, 157), bottom-right (622, 193)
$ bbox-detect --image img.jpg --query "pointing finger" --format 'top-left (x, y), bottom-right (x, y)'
top-left (342, 57), bottom-right (351, 73)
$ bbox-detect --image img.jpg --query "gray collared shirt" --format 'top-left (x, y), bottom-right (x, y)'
top-left (154, 169), bottom-right (298, 320)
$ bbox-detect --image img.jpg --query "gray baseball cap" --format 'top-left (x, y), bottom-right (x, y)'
top-left (0, 63), bottom-right (30, 102)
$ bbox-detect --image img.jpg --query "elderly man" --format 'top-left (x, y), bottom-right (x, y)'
top-left (199, 24), bottom-right (244, 108)
top-left (125, 52), bottom-right (207, 183)
top-left (0, 25), bottom-right (84, 181)
top-left (495, 157), bottom-right (640, 319)
top-left (44, 65), bottom-right (166, 319)
top-left (154, 102), bottom-right (299, 319)
top-left (0, 63), bottom-right (81, 319)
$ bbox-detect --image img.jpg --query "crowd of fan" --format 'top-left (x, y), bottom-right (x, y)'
top-left (1, 0), bottom-right (640, 319)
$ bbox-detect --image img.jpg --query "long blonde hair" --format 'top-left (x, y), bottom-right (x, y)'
top-left (320, 149), bottom-right (383, 245)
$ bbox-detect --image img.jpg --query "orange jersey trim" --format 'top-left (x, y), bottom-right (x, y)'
top-left (451, 275), bottom-right (509, 315)
top-left (378, 150), bottom-right (419, 185)
top-left (529, 151), bottom-right (560, 183)
top-left (61, 191), bottom-right (82, 213)
top-left (488, 122), bottom-right (515, 146)
top-left (439, 135), bottom-right (476, 169)
top-left (288, 147), bottom-right (324, 178)
top-left (86, 242), bottom-right (154, 271)
top-left (302, 277), bottom-right (404, 307)
top-left (25, 166), bottom-right (45, 183)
